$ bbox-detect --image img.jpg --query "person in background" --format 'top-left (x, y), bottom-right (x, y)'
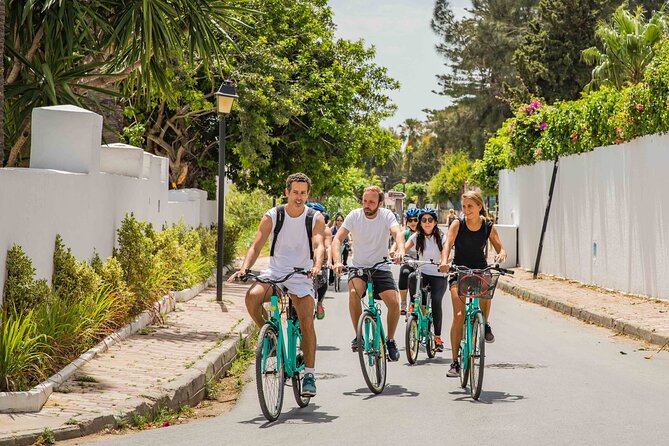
top-left (390, 207), bottom-right (420, 314)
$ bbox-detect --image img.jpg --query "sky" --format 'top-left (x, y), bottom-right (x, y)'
top-left (329, 0), bottom-right (470, 130)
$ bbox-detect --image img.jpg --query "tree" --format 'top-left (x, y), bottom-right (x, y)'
top-left (219, 0), bottom-right (400, 197)
top-left (3, 0), bottom-right (249, 166)
top-left (431, 0), bottom-right (537, 158)
top-left (582, 5), bottom-right (667, 90)
top-left (513, 0), bottom-right (612, 103)
top-left (427, 151), bottom-right (473, 205)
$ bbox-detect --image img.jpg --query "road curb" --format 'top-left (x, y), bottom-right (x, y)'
top-left (497, 279), bottom-right (669, 347)
top-left (0, 319), bottom-right (254, 446)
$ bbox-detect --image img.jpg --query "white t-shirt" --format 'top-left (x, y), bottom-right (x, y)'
top-left (265, 206), bottom-right (317, 275)
top-left (343, 207), bottom-right (399, 270)
top-left (408, 229), bottom-right (447, 277)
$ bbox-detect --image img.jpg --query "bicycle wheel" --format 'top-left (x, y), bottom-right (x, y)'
top-left (255, 324), bottom-right (284, 421)
top-left (458, 322), bottom-right (469, 388)
top-left (357, 312), bottom-right (387, 394)
top-left (469, 312), bottom-right (486, 400)
top-left (291, 345), bottom-right (310, 408)
top-left (334, 273), bottom-right (341, 292)
top-left (425, 318), bottom-right (436, 359)
top-left (405, 315), bottom-right (419, 364)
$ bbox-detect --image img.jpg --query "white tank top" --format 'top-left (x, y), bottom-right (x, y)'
top-left (266, 206), bottom-right (317, 275)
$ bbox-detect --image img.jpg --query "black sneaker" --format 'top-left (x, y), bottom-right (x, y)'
top-left (351, 337), bottom-right (358, 352)
top-left (386, 339), bottom-right (400, 361)
top-left (447, 361), bottom-right (460, 378)
top-left (484, 324), bottom-right (495, 343)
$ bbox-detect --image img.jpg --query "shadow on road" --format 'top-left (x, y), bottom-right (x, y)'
top-left (316, 345), bottom-right (340, 351)
top-left (449, 388), bottom-right (525, 404)
top-left (240, 404), bottom-right (338, 428)
top-left (403, 356), bottom-right (451, 367)
top-left (342, 384), bottom-right (419, 400)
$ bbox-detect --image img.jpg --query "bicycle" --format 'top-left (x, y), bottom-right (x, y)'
top-left (404, 259), bottom-right (439, 364)
top-left (240, 269), bottom-right (311, 422)
top-left (341, 258), bottom-right (393, 394)
top-left (450, 264), bottom-right (513, 399)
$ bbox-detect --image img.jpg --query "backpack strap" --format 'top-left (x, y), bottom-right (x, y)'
top-left (305, 207), bottom-right (316, 260)
top-left (269, 205), bottom-right (285, 257)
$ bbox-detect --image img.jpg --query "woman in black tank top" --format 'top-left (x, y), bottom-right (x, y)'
top-left (437, 191), bottom-right (508, 378)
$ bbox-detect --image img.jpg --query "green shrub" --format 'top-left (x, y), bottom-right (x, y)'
top-left (116, 214), bottom-right (155, 295)
top-left (0, 310), bottom-right (50, 391)
top-left (196, 225), bottom-right (217, 263)
top-left (52, 235), bottom-right (100, 302)
top-left (3, 244), bottom-right (50, 315)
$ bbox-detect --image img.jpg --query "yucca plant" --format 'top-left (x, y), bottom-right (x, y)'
top-left (0, 310), bottom-right (50, 392)
top-left (184, 256), bottom-right (214, 285)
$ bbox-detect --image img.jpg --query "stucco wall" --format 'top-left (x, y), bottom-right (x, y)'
top-left (498, 133), bottom-right (669, 299)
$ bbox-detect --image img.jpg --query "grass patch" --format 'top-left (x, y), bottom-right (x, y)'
top-left (36, 428), bottom-right (55, 445)
top-left (74, 375), bottom-right (97, 383)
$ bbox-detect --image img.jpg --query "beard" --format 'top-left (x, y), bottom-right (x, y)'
top-left (363, 206), bottom-right (379, 217)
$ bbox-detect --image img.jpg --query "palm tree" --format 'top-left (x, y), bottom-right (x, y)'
top-left (3, 0), bottom-right (251, 167)
top-left (582, 5), bottom-right (667, 91)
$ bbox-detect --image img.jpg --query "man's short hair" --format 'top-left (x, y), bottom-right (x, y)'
top-left (363, 185), bottom-right (384, 204)
top-left (286, 173), bottom-right (312, 192)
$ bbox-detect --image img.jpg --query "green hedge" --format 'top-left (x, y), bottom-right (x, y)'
top-left (472, 39), bottom-right (669, 192)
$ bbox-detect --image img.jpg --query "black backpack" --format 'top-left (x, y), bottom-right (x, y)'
top-left (269, 205), bottom-right (317, 259)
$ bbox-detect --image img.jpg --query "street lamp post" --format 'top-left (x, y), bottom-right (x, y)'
top-left (381, 174), bottom-right (388, 208)
top-left (401, 175), bottom-right (407, 215)
top-left (215, 81), bottom-right (238, 302)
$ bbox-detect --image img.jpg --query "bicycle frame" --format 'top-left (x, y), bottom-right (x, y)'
top-left (261, 286), bottom-right (304, 379)
top-left (459, 297), bottom-right (483, 373)
top-left (361, 276), bottom-right (387, 365)
top-left (408, 265), bottom-right (434, 344)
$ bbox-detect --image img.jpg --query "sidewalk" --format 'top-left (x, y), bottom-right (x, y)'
top-left (498, 269), bottom-right (669, 348)
top-left (0, 259), bottom-right (261, 446)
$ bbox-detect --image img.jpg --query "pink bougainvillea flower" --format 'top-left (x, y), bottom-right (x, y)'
top-left (540, 123), bottom-right (548, 130)
top-left (535, 148), bottom-right (542, 156)
top-left (635, 104), bottom-right (644, 111)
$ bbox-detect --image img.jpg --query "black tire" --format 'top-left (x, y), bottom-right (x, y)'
top-left (458, 321), bottom-right (469, 389)
top-left (255, 324), bottom-right (284, 421)
top-left (426, 319), bottom-right (436, 359)
top-left (292, 347), bottom-right (310, 408)
top-left (357, 312), bottom-right (387, 394)
top-left (469, 312), bottom-right (486, 400)
top-left (405, 315), bottom-right (419, 364)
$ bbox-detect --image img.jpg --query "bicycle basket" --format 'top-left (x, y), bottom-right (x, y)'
top-left (456, 270), bottom-right (499, 299)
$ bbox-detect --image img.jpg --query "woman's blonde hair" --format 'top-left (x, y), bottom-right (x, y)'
top-left (461, 190), bottom-right (488, 219)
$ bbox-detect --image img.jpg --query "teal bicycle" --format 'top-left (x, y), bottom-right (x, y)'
top-left (344, 258), bottom-right (393, 394)
top-left (450, 264), bottom-right (513, 399)
top-left (241, 269), bottom-right (311, 422)
top-left (404, 259), bottom-right (438, 364)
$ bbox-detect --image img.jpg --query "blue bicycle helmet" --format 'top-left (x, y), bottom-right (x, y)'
top-left (420, 207), bottom-right (438, 219)
top-left (405, 208), bottom-right (420, 218)
top-left (306, 202), bottom-right (326, 213)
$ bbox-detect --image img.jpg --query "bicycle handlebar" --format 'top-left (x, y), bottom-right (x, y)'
top-left (339, 258), bottom-right (393, 275)
top-left (239, 268), bottom-right (308, 284)
top-left (449, 264), bottom-right (515, 276)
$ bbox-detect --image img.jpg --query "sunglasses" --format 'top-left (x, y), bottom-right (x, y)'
top-left (421, 216), bottom-right (435, 223)
top-left (407, 217), bottom-right (418, 223)
top-left (336, 219), bottom-right (344, 222)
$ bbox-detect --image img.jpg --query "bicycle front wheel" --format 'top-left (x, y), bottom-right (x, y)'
top-left (357, 312), bottom-right (387, 394)
top-left (255, 324), bottom-right (284, 421)
top-left (469, 312), bottom-right (486, 400)
top-left (425, 318), bottom-right (436, 359)
top-left (405, 315), bottom-right (419, 364)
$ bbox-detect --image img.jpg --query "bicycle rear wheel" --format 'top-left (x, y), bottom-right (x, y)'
top-left (425, 318), bottom-right (436, 359)
top-left (357, 312), bottom-right (387, 394)
top-left (469, 312), bottom-right (486, 400)
top-left (405, 315), bottom-right (419, 364)
top-left (458, 322), bottom-right (469, 388)
top-left (255, 324), bottom-right (284, 421)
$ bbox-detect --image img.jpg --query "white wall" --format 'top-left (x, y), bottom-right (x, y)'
top-left (499, 133), bottom-right (669, 299)
top-left (0, 106), bottom-right (218, 304)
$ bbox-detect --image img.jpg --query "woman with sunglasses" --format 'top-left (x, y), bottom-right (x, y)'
top-left (404, 207), bottom-right (448, 351)
top-left (391, 208), bottom-right (420, 314)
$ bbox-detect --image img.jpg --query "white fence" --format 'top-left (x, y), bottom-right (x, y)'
top-left (0, 105), bottom-right (217, 304)
top-left (498, 133), bottom-right (669, 299)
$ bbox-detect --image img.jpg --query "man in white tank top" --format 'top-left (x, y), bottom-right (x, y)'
top-left (228, 173), bottom-right (325, 397)
top-left (331, 186), bottom-right (406, 361)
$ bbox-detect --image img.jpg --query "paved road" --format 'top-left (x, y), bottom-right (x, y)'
top-left (86, 267), bottom-right (669, 445)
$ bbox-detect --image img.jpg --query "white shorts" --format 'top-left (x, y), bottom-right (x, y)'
top-left (259, 270), bottom-right (315, 298)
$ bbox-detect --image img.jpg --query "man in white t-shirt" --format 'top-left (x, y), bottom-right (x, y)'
top-left (332, 186), bottom-right (405, 361)
top-left (228, 173), bottom-right (325, 397)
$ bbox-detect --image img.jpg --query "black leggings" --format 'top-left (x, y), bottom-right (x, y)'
top-left (407, 274), bottom-right (448, 336)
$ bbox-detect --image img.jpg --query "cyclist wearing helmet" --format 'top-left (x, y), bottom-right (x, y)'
top-left (404, 207), bottom-right (448, 351)
top-left (307, 202), bottom-right (331, 320)
top-left (390, 207), bottom-right (420, 314)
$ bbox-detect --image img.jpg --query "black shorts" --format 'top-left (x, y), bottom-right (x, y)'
top-left (348, 268), bottom-right (397, 300)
